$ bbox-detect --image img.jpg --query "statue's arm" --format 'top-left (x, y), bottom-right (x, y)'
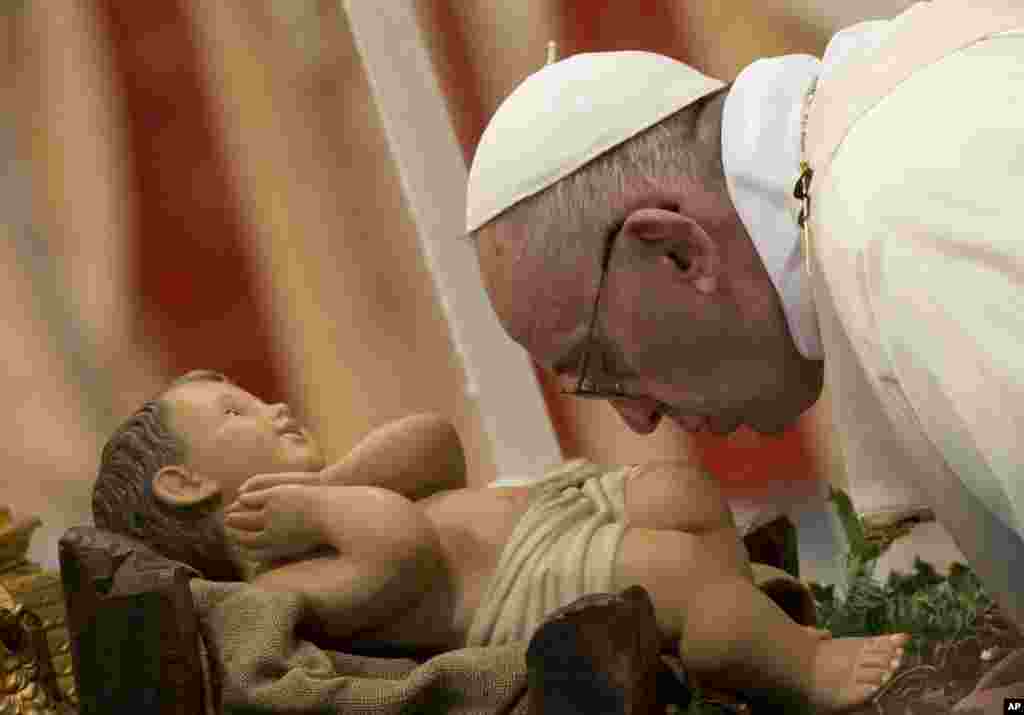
top-left (249, 485), bottom-right (443, 640)
top-left (320, 413), bottom-right (468, 500)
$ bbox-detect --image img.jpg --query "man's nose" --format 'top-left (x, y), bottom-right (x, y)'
top-left (609, 398), bottom-right (662, 435)
top-left (270, 402), bottom-right (291, 419)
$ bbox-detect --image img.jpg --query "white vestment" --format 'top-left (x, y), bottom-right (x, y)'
top-left (803, 0), bottom-right (1024, 628)
top-left (721, 19), bottom-right (941, 520)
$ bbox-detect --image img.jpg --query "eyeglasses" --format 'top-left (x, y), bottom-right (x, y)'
top-left (559, 229), bottom-right (643, 402)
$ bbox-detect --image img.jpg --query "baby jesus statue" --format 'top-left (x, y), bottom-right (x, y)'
top-left (93, 369), bottom-right (907, 711)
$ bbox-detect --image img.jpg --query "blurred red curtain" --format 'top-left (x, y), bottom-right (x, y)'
top-left (89, 0), bottom-right (287, 402)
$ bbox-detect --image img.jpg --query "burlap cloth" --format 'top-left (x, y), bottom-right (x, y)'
top-left (191, 579), bottom-right (532, 715)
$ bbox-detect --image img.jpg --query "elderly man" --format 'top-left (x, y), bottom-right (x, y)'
top-left (464, 0), bottom-right (1024, 640)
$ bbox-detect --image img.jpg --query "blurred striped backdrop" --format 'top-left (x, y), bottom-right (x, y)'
top-left (1, 0), bottom-right (913, 571)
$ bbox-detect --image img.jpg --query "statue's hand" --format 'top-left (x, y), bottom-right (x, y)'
top-left (238, 471), bottom-right (322, 495)
top-left (224, 484), bottom-right (325, 564)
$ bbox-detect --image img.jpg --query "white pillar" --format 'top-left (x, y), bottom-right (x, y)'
top-left (342, 1), bottom-right (563, 479)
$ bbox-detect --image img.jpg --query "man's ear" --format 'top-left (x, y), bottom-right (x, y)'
top-left (620, 207), bottom-right (718, 294)
top-left (152, 465), bottom-right (221, 507)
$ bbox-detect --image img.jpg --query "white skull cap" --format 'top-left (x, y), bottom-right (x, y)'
top-left (465, 51), bottom-right (724, 234)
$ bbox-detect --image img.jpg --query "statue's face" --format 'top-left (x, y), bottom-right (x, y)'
top-left (163, 380), bottom-right (326, 503)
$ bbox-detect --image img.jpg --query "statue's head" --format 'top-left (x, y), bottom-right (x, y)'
top-left (92, 370), bottom-right (324, 581)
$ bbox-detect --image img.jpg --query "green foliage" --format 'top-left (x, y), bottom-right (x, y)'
top-left (812, 488), bottom-right (993, 660)
top-left (680, 488), bottom-right (995, 713)
top-left (828, 486), bottom-right (882, 567)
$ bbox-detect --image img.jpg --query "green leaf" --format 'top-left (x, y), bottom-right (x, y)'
top-left (828, 487), bottom-right (870, 558)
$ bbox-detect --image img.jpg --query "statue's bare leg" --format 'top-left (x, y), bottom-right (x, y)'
top-left (616, 462), bottom-right (906, 710)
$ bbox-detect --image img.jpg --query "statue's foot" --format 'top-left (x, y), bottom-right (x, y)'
top-left (807, 633), bottom-right (908, 711)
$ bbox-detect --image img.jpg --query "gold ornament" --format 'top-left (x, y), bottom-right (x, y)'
top-left (0, 508), bottom-right (75, 712)
top-left (0, 604), bottom-right (72, 714)
top-left (0, 508), bottom-right (40, 573)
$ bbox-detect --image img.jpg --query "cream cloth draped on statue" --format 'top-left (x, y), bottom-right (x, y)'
top-left (467, 459), bottom-right (632, 647)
